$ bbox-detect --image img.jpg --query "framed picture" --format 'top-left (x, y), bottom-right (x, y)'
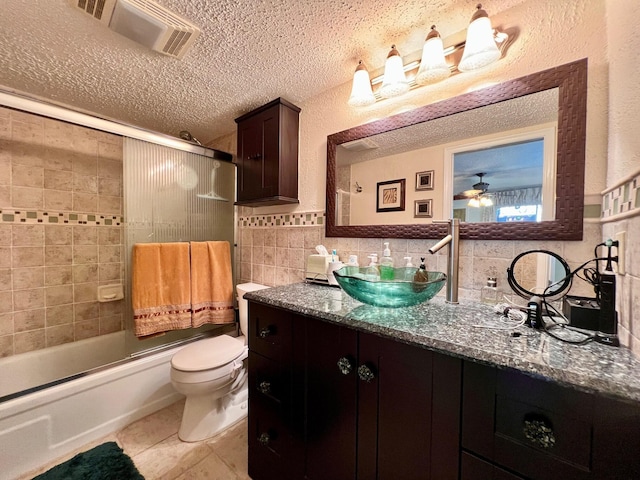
top-left (376, 179), bottom-right (406, 212)
top-left (414, 199), bottom-right (433, 218)
top-left (415, 170), bottom-right (434, 191)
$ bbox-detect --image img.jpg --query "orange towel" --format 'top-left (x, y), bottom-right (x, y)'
top-left (190, 241), bottom-right (235, 328)
top-left (132, 243), bottom-right (192, 337)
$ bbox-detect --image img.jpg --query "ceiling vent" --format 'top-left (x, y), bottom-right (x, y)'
top-left (69, 0), bottom-right (200, 59)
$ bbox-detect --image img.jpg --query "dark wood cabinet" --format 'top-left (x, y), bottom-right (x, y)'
top-left (235, 98), bottom-right (300, 206)
top-left (462, 361), bottom-right (640, 479)
top-left (248, 302), bottom-right (461, 480)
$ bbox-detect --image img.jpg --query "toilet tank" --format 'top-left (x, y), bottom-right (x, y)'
top-left (236, 283), bottom-right (269, 336)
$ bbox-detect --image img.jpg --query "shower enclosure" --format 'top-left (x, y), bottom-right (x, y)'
top-left (0, 90), bottom-right (235, 400)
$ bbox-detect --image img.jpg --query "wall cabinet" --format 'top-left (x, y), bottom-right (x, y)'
top-left (462, 361), bottom-right (640, 479)
top-left (235, 98), bottom-right (300, 207)
top-left (247, 302), bottom-right (461, 480)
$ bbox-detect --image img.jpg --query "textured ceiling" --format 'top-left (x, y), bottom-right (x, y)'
top-left (0, 0), bottom-right (528, 145)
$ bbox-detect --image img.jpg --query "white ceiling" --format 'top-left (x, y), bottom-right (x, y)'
top-left (0, 0), bottom-right (528, 146)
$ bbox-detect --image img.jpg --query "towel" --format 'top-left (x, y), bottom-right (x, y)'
top-left (132, 242), bottom-right (192, 337)
top-left (190, 241), bottom-right (235, 327)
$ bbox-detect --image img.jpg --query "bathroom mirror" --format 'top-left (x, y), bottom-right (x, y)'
top-left (326, 59), bottom-right (587, 240)
top-left (507, 250), bottom-right (572, 299)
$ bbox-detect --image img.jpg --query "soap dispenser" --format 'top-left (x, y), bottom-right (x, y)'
top-left (379, 242), bottom-right (394, 280)
top-left (481, 277), bottom-right (501, 305)
top-left (403, 256), bottom-right (415, 281)
top-left (413, 257), bottom-right (429, 283)
top-left (365, 254), bottom-right (380, 281)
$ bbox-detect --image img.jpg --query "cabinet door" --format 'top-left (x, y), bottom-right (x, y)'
top-left (236, 106), bottom-right (280, 202)
top-left (358, 333), bottom-right (460, 480)
top-left (304, 317), bottom-right (358, 480)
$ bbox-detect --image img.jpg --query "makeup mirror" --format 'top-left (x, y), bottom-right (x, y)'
top-left (507, 250), bottom-right (572, 299)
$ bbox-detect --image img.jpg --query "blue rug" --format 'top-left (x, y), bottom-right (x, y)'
top-left (33, 442), bottom-right (144, 480)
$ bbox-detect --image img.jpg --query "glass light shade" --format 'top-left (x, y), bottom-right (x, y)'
top-left (347, 61), bottom-right (376, 107)
top-left (480, 196), bottom-right (493, 206)
top-left (458, 5), bottom-right (501, 72)
top-left (379, 45), bottom-right (409, 98)
top-left (415, 26), bottom-right (450, 85)
top-left (468, 197), bottom-right (480, 208)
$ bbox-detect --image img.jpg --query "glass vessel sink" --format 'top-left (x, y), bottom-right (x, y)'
top-left (333, 266), bottom-right (446, 308)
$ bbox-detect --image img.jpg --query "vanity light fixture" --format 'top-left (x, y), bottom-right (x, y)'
top-left (379, 45), bottom-right (410, 98)
top-left (415, 25), bottom-right (450, 85)
top-left (458, 4), bottom-right (501, 72)
top-left (347, 61), bottom-right (376, 107)
top-left (347, 3), bottom-right (513, 106)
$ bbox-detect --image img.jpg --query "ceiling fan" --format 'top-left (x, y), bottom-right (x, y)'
top-left (454, 173), bottom-right (492, 200)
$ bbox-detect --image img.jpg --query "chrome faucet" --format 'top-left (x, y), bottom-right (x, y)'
top-left (428, 218), bottom-right (460, 304)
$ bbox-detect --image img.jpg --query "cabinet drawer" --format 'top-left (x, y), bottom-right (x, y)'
top-left (463, 361), bottom-right (595, 479)
top-left (249, 302), bottom-right (292, 360)
top-left (249, 351), bottom-right (289, 406)
top-left (248, 399), bottom-right (293, 480)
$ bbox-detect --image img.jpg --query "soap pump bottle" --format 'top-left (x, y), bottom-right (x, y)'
top-left (379, 242), bottom-right (394, 280)
top-left (403, 257), bottom-right (415, 281)
top-left (481, 277), bottom-right (501, 305)
top-left (365, 254), bottom-right (380, 281)
top-left (413, 257), bottom-right (429, 283)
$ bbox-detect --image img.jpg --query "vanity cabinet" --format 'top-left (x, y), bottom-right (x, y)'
top-left (304, 316), bottom-right (462, 480)
top-left (247, 302), bottom-right (462, 480)
top-left (462, 361), bottom-right (640, 479)
top-left (235, 98), bottom-right (300, 207)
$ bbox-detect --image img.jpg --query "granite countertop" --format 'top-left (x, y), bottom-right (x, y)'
top-left (245, 282), bottom-right (640, 404)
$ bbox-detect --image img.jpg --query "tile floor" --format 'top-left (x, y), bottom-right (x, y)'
top-left (19, 398), bottom-right (250, 480)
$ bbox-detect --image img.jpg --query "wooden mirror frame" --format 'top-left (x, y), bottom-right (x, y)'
top-left (326, 58), bottom-right (587, 240)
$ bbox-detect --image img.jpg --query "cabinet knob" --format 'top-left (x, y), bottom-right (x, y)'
top-left (337, 357), bottom-right (353, 375)
top-left (258, 432), bottom-right (271, 446)
top-left (357, 364), bottom-right (376, 383)
top-left (247, 153), bottom-right (262, 160)
top-left (259, 326), bottom-right (273, 338)
top-left (523, 414), bottom-right (556, 449)
top-left (258, 380), bottom-right (272, 395)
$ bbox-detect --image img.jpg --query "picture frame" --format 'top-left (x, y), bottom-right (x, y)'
top-left (414, 199), bottom-right (433, 218)
top-left (415, 170), bottom-right (434, 191)
top-left (376, 179), bottom-right (406, 212)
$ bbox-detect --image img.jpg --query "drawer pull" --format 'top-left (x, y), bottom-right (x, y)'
top-left (523, 414), bottom-right (556, 449)
top-left (357, 364), bottom-right (375, 383)
top-left (258, 432), bottom-right (271, 446)
top-left (258, 380), bottom-right (272, 395)
top-left (337, 357), bottom-right (353, 375)
top-left (259, 326), bottom-right (273, 338)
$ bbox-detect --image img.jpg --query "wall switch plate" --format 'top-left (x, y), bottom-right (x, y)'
top-left (615, 231), bottom-right (626, 275)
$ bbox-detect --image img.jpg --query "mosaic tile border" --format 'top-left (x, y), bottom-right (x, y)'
top-left (0, 209), bottom-right (123, 226)
top-left (239, 211), bottom-right (325, 228)
top-left (602, 171), bottom-right (640, 219)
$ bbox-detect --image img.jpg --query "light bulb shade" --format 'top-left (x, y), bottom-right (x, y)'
top-left (458, 5), bottom-right (501, 72)
top-left (379, 45), bottom-right (409, 98)
top-left (468, 197), bottom-right (481, 208)
top-left (480, 196), bottom-right (493, 206)
top-left (415, 26), bottom-right (450, 85)
top-left (348, 61), bottom-right (376, 107)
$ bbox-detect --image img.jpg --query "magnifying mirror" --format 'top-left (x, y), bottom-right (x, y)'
top-left (507, 250), bottom-right (572, 299)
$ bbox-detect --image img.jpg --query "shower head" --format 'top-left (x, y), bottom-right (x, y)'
top-left (179, 130), bottom-right (202, 146)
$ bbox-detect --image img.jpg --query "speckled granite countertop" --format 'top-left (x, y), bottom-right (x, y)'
top-left (245, 282), bottom-right (640, 404)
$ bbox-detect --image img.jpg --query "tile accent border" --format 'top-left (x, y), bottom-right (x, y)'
top-left (602, 169), bottom-right (640, 220)
top-left (238, 210), bottom-right (325, 228)
top-left (0, 209), bottom-right (123, 226)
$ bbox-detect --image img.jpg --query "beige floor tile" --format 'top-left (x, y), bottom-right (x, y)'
top-left (174, 452), bottom-right (241, 480)
top-left (117, 404), bottom-right (182, 456)
top-left (132, 433), bottom-right (213, 480)
top-left (208, 419), bottom-right (249, 476)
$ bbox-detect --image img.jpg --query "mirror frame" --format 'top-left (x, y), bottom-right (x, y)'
top-left (326, 58), bottom-right (587, 240)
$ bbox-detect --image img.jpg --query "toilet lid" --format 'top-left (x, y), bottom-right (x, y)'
top-left (171, 335), bottom-right (244, 372)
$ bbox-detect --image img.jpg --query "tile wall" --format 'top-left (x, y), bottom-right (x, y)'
top-left (0, 107), bottom-right (124, 358)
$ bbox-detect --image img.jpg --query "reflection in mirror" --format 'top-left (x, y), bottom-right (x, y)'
top-left (326, 59), bottom-right (587, 240)
top-left (507, 250), bottom-right (572, 299)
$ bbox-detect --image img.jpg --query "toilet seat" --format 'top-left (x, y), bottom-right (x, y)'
top-left (171, 335), bottom-right (247, 384)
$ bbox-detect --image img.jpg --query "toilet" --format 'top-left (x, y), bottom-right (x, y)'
top-left (170, 282), bottom-right (269, 442)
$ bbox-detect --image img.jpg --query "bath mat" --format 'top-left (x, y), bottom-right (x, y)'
top-left (33, 441), bottom-right (144, 480)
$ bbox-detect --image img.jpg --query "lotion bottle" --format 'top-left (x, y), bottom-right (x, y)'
top-left (403, 256), bottom-right (415, 281)
top-left (413, 257), bottom-right (429, 283)
top-left (379, 242), bottom-right (395, 280)
top-left (481, 277), bottom-right (501, 305)
top-left (365, 254), bottom-right (380, 281)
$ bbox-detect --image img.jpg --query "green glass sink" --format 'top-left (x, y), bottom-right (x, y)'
top-left (333, 266), bottom-right (446, 308)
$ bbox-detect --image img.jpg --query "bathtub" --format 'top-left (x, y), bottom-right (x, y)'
top-left (0, 332), bottom-right (184, 480)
